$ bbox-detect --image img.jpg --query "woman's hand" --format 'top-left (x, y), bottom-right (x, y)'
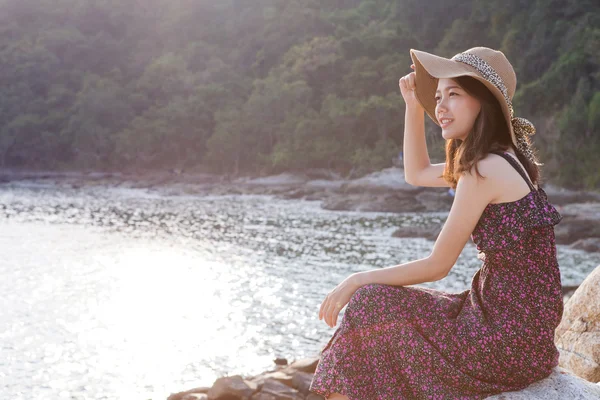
top-left (319, 274), bottom-right (362, 328)
top-left (399, 64), bottom-right (423, 110)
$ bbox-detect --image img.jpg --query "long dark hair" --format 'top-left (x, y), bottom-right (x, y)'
top-left (441, 76), bottom-right (541, 189)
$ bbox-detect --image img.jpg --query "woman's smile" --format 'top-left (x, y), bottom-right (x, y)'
top-left (440, 118), bottom-right (454, 128)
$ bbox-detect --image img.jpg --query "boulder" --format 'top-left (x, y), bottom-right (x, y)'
top-left (252, 379), bottom-right (303, 400)
top-left (206, 375), bottom-right (258, 399)
top-left (486, 367), bottom-right (600, 399)
top-left (555, 265), bottom-right (600, 382)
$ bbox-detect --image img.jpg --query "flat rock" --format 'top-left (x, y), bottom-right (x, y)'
top-left (486, 367), bottom-right (600, 399)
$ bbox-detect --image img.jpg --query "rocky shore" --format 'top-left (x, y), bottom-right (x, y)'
top-left (170, 266), bottom-right (600, 400)
top-left (1, 166), bottom-right (599, 253)
top-left (165, 360), bottom-right (599, 400)
top-left (3, 168), bottom-right (598, 399)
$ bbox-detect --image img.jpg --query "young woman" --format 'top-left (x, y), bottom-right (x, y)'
top-left (308, 47), bottom-right (564, 399)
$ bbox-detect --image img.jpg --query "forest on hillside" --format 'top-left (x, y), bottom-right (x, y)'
top-left (0, 0), bottom-right (598, 189)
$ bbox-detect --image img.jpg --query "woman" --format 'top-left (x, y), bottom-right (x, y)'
top-left (308, 47), bottom-right (564, 399)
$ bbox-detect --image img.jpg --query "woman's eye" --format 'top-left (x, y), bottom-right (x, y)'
top-left (435, 93), bottom-right (457, 102)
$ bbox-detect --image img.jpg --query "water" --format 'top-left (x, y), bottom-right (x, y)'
top-left (0, 182), bottom-right (598, 399)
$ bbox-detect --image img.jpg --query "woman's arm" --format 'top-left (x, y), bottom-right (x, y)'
top-left (399, 67), bottom-right (449, 188)
top-left (351, 256), bottom-right (442, 287)
top-left (403, 105), bottom-right (432, 185)
top-left (353, 159), bottom-right (499, 287)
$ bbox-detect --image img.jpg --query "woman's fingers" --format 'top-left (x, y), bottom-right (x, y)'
top-left (399, 73), bottom-right (416, 92)
top-left (326, 302), bottom-right (343, 328)
top-left (325, 304), bottom-right (335, 328)
top-left (408, 72), bottom-right (416, 90)
top-left (320, 295), bottom-right (336, 327)
top-left (319, 297), bottom-right (327, 320)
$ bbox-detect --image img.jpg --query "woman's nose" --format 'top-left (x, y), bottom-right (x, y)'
top-left (436, 100), bottom-right (447, 113)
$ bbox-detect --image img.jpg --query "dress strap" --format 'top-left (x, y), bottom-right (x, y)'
top-left (490, 150), bottom-right (537, 192)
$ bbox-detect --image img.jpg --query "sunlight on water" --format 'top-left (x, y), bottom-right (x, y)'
top-left (0, 183), bottom-right (598, 399)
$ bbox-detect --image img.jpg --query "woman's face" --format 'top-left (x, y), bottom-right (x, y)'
top-left (435, 78), bottom-right (481, 141)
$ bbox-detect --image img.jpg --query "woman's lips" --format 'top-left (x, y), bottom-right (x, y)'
top-left (440, 119), bottom-right (453, 128)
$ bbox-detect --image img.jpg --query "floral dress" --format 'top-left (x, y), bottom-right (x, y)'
top-left (309, 151), bottom-right (564, 399)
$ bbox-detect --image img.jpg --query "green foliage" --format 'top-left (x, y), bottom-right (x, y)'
top-left (0, 0), bottom-right (598, 188)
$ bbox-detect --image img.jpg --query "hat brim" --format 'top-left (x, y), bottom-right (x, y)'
top-left (409, 49), bottom-right (516, 145)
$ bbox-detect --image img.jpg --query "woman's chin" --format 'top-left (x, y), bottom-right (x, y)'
top-left (442, 130), bottom-right (464, 140)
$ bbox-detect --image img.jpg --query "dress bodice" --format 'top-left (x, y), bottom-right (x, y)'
top-left (470, 151), bottom-right (563, 253)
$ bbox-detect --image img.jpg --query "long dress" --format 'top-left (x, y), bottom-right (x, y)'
top-left (308, 151), bottom-right (564, 400)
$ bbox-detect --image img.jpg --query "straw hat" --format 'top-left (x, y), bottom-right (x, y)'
top-left (409, 47), bottom-right (537, 164)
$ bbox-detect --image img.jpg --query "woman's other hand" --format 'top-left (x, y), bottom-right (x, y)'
top-left (318, 274), bottom-right (362, 328)
top-left (399, 64), bottom-right (423, 110)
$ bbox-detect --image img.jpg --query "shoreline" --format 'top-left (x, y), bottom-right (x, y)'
top-left (1, 166), bottom-right (599, 254)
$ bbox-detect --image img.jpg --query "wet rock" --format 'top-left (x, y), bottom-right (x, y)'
top-left (554, 217), bottom-right (600, 245)
top-left (543, 184), bottom-right (600, 206)
top-left (392, 224), bottom-right (444, 241)
top-left (321, 193), bottom-right (426, 213)
top-left (569, 238), bottom-right (600, 253)
top-left (415, 190), bottom-right (454, 212)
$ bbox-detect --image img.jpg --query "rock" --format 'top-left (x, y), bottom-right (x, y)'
top-left (239, 172), bottom-right (310, 187)
top-left (304, 169), bottom-right (343, 181)
top-left (206, 375), bottom-right (258, 399)
top-left (181, 394), bottom-right (208, 400)
top-left (555, 265), bottom-right (600, 383)
top-left (392, 224), bottom-right (443, 241)
top-left (543, 184), bottom-right (600, 206)
top-left (414, 190), bottom-right (454, 212)
top-left (341, 167), bottom-right (422, 194)
top-left (274, 357), bottom-right (288, 366)
top-left (167, 387), bottom-right (210, 400)
top-left (290, 371), bottom-right (314, 396)
top-left (285, 357), bottom-right (319, 374)
top-left (559, 202), bottom-right (600, 219)
top-left (321, 193), bottom-right (426, 213)
top-left (554, 217), bottom-right (600, 245)
top-left (562, 285), bottom-right (580, 304)
top-left (304, 191), bottom-right (332, 201)
top-left (250, 393), bottom-right (278, 400)
top-left (280, 188), bottom-right (314, 199)
top-left (486, 366), bottom-right (600, 399)
top-left (249, 371), bottom-right (293, 390)
top-left (570, 238), bottom-right (600, 253)
top-left (254, 379), bottom-right (303, 400)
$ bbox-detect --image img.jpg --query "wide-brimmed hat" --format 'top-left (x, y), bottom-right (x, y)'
top-left (410, 47), bottom-right (537, 164)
